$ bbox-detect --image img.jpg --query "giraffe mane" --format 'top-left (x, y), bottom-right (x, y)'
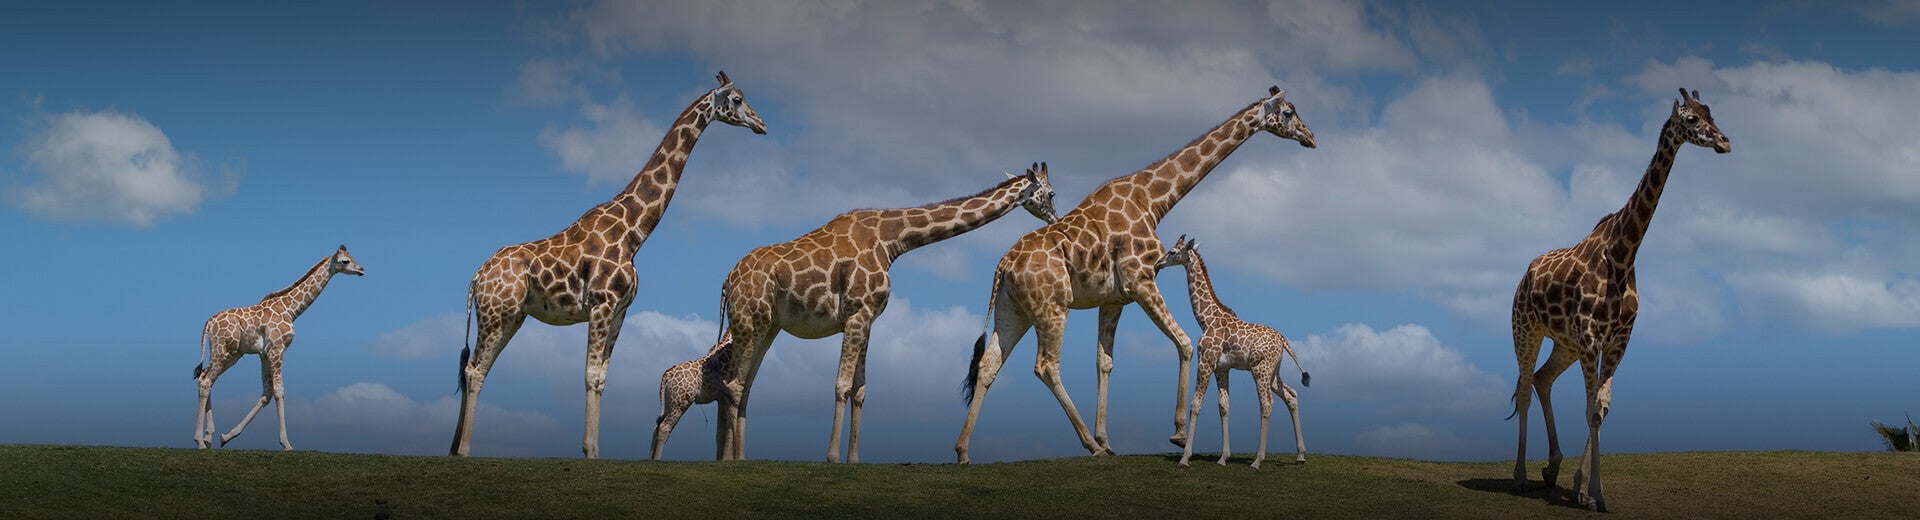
top-left (848, 174), bottom-right (1026, 213)
top-left (259, 255), bottom-right (330, 303)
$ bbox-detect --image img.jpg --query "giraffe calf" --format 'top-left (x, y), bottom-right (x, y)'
top-left (1157, 236), bottom-right (1310, 469)
top-left (652, 334), bottom-right (734, 460)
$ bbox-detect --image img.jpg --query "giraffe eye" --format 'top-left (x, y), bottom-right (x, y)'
top-left (1685, 115), bottom-right (1699, 124)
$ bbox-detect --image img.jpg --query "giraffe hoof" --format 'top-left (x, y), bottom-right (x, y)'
top-left (1168, 435), bottom-right (1189, 448)
top-left (1177, 461), bottom-right (1191, 469)
top-left (1250, 461), bottom-right (1262, 470)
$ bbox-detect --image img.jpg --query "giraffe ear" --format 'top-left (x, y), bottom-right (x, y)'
top-left (1187, 239), bottom-right (1198, 251)
top-left (717, 70), bottom-right (733, 86)
top-left (1005, 171), bottom-right (1017, 180)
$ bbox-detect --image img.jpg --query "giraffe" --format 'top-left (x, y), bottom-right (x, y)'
top-left (1508, 88), bottom-right (1730, 511)
top-left (954, 86), bottom-right (1316, 464)
top-left (650, 332), bottom-right (735, 460)
top-left (715, 163), bottom-right (1060, 462)
top-left (193, 246), bottom-right (366, 450)
top-left (449, 71), bottom-right (767, 459)
top-left (1155, 236), bottom-right (1310, 469)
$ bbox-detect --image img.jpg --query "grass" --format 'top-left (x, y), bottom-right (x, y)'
top-left (2, 445), bottom-right (1915, 519)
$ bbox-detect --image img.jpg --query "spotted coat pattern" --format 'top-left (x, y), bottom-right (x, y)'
top-left (954, 87), bottom-right (1317, 464)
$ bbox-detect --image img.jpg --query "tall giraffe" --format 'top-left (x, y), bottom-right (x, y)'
top-left (193, 246), bottom-right (365, 450)
top-left (1156, 236), bottom-right (1310, 469)
top-left (1508, 88), bottom-right (1730, 511)
top-left (449, 71), bottom-right (768, 459)
top-left (651, 332), bottom-right (733, 461)
top-left (715, 164), bottom-right (1059, 462)
top-left (955, 86), bottom-right (1316, 464)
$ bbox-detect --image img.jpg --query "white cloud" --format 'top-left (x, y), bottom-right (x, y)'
top-left (1352, 422), bottom-right (1488, 461)
top-left (1292, 323), bottom-right (1506, 414)
top-left (1728, 270), bottom-right (1920, 333)
top-left (537, 94), bottom-right (666, 186)
top-left (367, 312), bottom-right (464, 360)
top-left (7, 109), bottom-right (231, 226)
top-left (294, 382), bottom-right (562, 456)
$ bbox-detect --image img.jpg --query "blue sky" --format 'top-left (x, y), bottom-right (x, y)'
top-left (2, 1), bottom-right (1916, 463)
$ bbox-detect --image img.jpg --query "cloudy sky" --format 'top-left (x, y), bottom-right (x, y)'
top-left (2, 1), bottom-right (1916, 463)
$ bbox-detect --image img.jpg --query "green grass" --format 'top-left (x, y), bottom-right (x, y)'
top-left (2, 445), bottom-right (1914, 519)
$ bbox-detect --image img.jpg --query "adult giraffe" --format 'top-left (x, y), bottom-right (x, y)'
top-left (449, 71), bottom-right (767, 458)
top-left (1509, 88), bottom-right (1730, 511)
top-left (955, 86), bottom-right (1316, 464)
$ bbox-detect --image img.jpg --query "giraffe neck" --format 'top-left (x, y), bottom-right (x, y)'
top-left (260, 255), bottom-right (336, 319)
top-left (611, 94), bottom-right (717, 248)
top-left (1607, 117), bottom-right (1686, 264)
top-left (1181, 251), bottom-right (1234, 326)
top-left (877, 176), bottom-right (1033, 258)
top-left (1097, 102), bottom-right (1262, 224)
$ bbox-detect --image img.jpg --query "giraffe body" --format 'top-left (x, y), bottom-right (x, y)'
top-left (1509, 89), bottom-right (1730, 512)
top-left (1157, 237), bottom-right (1310, 469)
top-left (449, 72), bottom-right (766, 459)
top-left (651, 333), bottom-right (733, 460)
top-left (193, 246), bottom-right (365, 450)
top-left (716, 165), bottom-right (1059, 462)
top-left (954, 87), bottom-right (1316, 464)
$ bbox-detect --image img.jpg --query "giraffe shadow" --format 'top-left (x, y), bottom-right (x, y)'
top-left (1455, 478), bottom-right (1586, 510)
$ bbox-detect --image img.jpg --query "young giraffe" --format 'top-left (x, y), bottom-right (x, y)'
top-left (1144, 238), bottom-right (1313, 470)
top-left (956, 86), bottom-right (1316, 464)
top-left (715, 164), bottom-right (1060, 462)
top-left (1156, 236), bottom-right (1310, 469)
top-left (450, 71), bottom-right (768, 459)
top-left (193, 246), bottom-right (366, 450)
top-left (1509, 88), bottom-right (1730, 511)
top-left (651, 332), bottom-right (734, 460)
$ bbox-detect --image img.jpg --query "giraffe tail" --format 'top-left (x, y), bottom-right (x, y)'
top-left (457, 280), bottom-right (474, 394)
top-left (1282, 337), bottom-right (1309, 388)
top-left (962, 269), bottom-right (1005, 406)
top-left (193, 319), bottom-right (211, 379)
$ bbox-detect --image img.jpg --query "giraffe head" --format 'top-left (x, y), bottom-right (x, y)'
top-left (1672, 88), bottom-right (1731, 154)
top-left (1155, 234), bottom-right (1197, 270)
top-left (328, 245), bottom-right (366, 276)
top-left (1008, 162), bottom-right (1060, 223)
top-left (708, 71), bottom-right (768, 135)
top-left (1256, 86), bottom-right (1316, 148)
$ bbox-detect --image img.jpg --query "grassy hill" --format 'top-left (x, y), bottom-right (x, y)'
top-left (2, 445), bottom-right (1914, 518)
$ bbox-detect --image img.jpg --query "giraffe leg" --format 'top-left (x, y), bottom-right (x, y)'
top-left (1176, 360), bottom-right (1215, 468)
top-left (221, 354), bottom-right (274, 446)
top-left (1031, 308), bottom-right (1106, 457)
top-left (1510, 312), bottom-right (1547, 488)
top-left (847, 338), bottom-right (872, 464)
top-left (652, 396), bottom-right (688, 461)
top-left (1092, 304), bottom-right (1123, 453)
top-left (267, 346), bottom-right (292, 451)
top-left (1253, 371), bottom-right (1275, 469)
top-left (955, 303), bottom-right (1032, 465)
top-left (1128, 278), bottom-right (1195, 448)
top-left (581, 299), bottom-right (629, 460)
top-left (723, 330), bottom-right (775, 460)
top-left (194, 346), bottom-right (237, 449)
top-left (1571, 353), bottom-right (1613, 512)
top-left (828, 310), bottom-right (877, 463)
top-left (1533, 347), bottom-right (1576, 487)
top-left (451, 277), bottom-right (528, 457)
top-left (1216, 369), bottom-right (1233, 466)
top-left (1276, 377), bottom-right (1304, 464)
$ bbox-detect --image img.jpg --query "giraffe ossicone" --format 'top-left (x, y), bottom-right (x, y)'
top-left (954, 86), bottom-right (1316, 465)
top-left (1156, 235), bottom-right (1310, 469)
top-left (1507, 87), bottom-right (1730, 512)
top-left (193, 245), bottom-right (365, 451)
top-left (448, 71), bottom-right (767, 459)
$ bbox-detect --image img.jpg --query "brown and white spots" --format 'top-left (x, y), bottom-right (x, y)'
top-left (715, 164), bottom-right (1057, 463)
top-left (955, 86), bottom-right (1317, 465)
top-left (1507, 87), bottom-right (1731, 512)
top-left (1156, 236), bottom-right (1311, 469)
top-left (449, 72), bottom-right (768, 460)
top-left (194, 246), bottom-right (365, 451)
